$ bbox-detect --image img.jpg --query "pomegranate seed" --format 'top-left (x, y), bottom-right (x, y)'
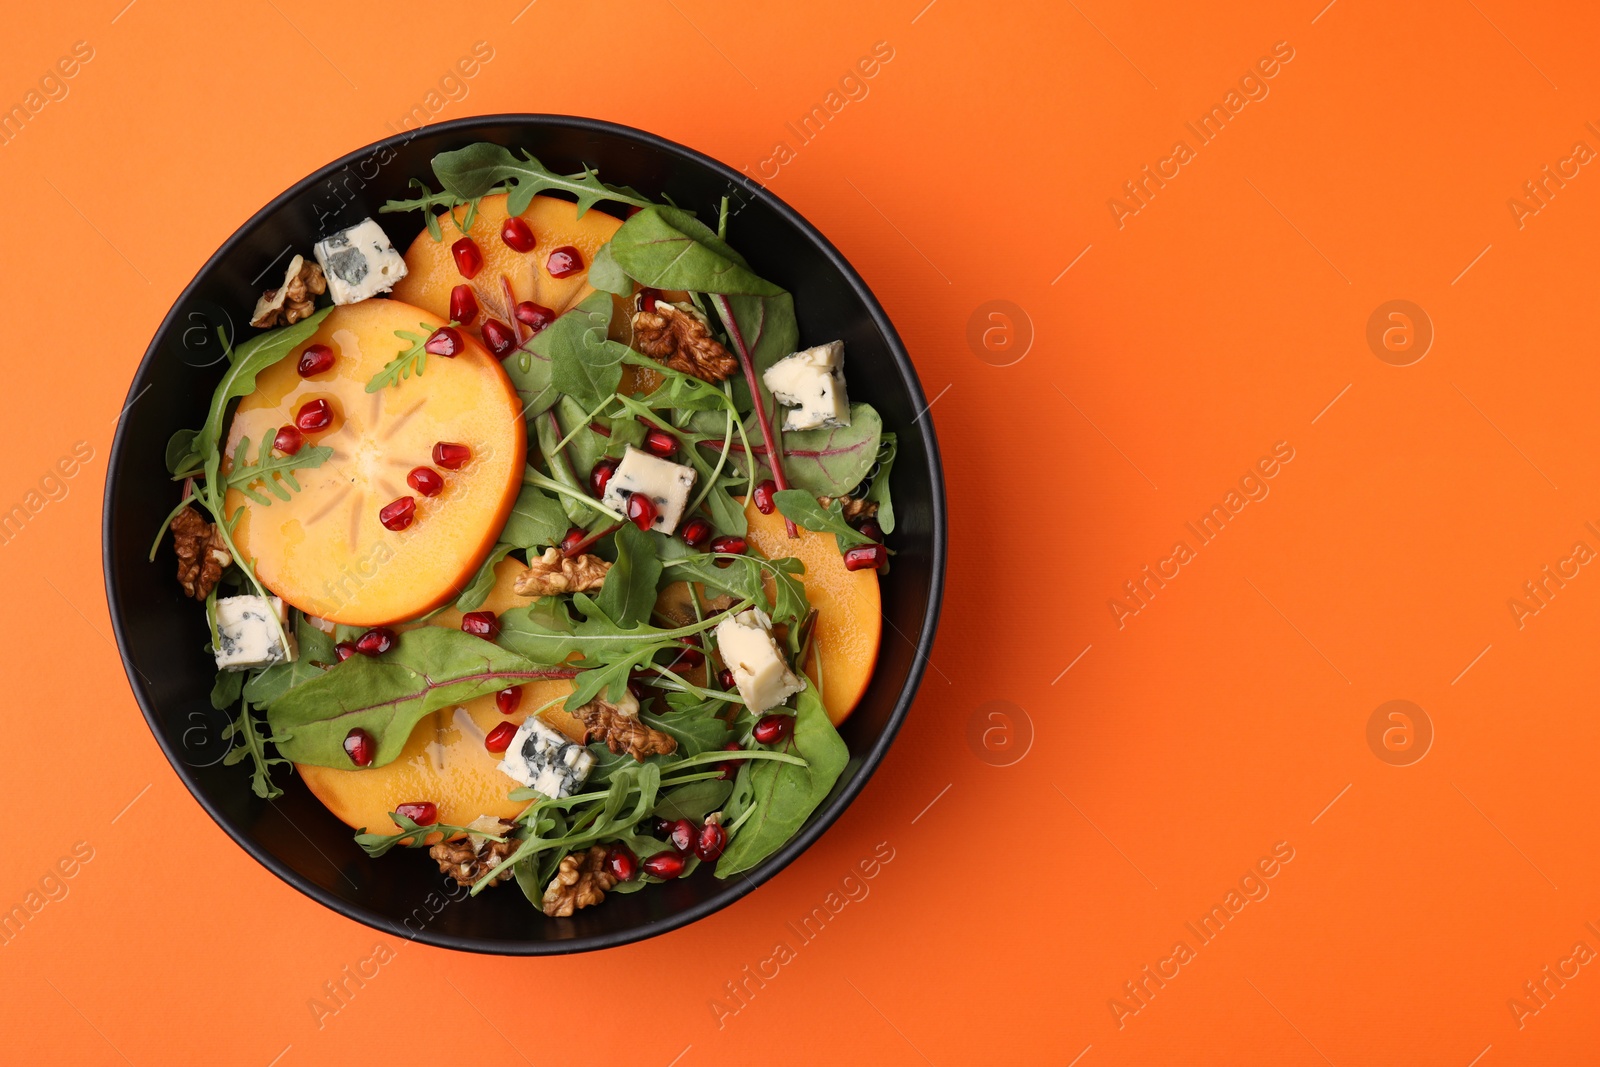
top-left (642, 851), bottom-right (687, 879)
top-left (480, 318), bottom-right (516, 360)
top-left (710, 535), bottom-right (747, 556)
top-left (496, 687), bottom-right (523, 715)
top-left (433, 442), bottom-right (471, 470)
top-left (605, 844), bottom-right (639, 882)
top-left (546, 246), bottom-right (583, 278)
top-left (627, 493), bottom-right (658, 531)
top-left (559, 527), bottom-right (587, 554)
top-left (642, 428), bottom-right (677, 457)
top-left (753, 479), bottom-right (778, 514)
top-left (669, 641), bottom-right (705, 670)
top-left (273, 425), bottom-right (304, 456)
top-left (297, 343), bottom-right (335, 377)
top-left (335, 642), bottom-right (357, 662)
top-left (407, 467), bottom-right (444, 497)
top-left (589, 458), bottom-right (619, 497)
top-left (753, 714), bottom-right (795, 746)
top-left (514, 301), bottom-right (556, 332)
top-left (451, 236), bottom-right (483, 279)
top-left (295, 398), bottom-right (333, 433)
top-left (638, 287), bottom-right (661, 313)
top-left (716, 742), bottom-right (744, 781)
top-left (379, 496), bottom-right (416, 531)
top-left (844, 544), bottom-right (888, 571)
top-left (354, 627), bottom-right (397, 656)
top-left (667, 819), bottom-right (697, 853)
top-left (343, 728), bottom-right (375, 766)
top-left (461, 610), bottom-right (501, 640)
top-left (449, 284), bottom-right (479, 325)
top-left (695, 819), bottom-right (728, 861)
top-left (484, 721), bottom-right (518, 754)
top-left (424, 326), bottom-right (464, 357)
top-left (500, 215), bottom-right (538, 252)
top-left (680, 517), bottom-right (712, 548)
top-left (718, 668), bottom-right (736, 690)
top-left (859, 520), bottom-right (885, 542)
top-left (626, 680), bottom-right (651, 704)
top-left (395, 801), bottom-right (437, 826)
top-left (650, 817), bottom-right (675, 840)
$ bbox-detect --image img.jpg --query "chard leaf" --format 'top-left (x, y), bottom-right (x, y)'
top-left (721, 403), bottom-right (882, 497)
top-left (243, 614), bottom-right (336, 707)
top-left (715, 685), bottom-right (846, 877)
top-left (166, 429), bottom-right (200, 476)
top-left (500, 481), bottom-right (570, 551)
top-left (430, 143), bottom-right (650, 218)
top-left (537, 291), bottom-right (629, 410)
top-left (866, 434), bottom-right (898, 534)
top-left (265, 627), bottom-right (576, 769)
top-left (210, 669), bottom-right (245, 711)
top-left (587, 241), bottom-right (632, 295)
top-left (596, 522), bottom-right (661, 628)
top-left (772, 490), bottom-right (875, 550)
top-left (609, 207), bottom-right (783, 296)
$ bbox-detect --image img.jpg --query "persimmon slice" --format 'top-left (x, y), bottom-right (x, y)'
top-left (223, 299), bottom-right (524, 626)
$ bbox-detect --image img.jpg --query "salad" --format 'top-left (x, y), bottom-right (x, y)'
top-left (154, 141), bottom-right (898, 917)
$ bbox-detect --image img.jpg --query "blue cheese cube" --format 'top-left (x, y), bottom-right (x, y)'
top-left (763, 341), bottom-right (850, 431)
top-left (213, 595), bottom-right (296, 672)
top-left (600, 446), bottom-right (697, 534)
top-left (714, 608), bottom-right (803, 714)
top-left (498, 717), bottom-right (595, 799)
top-left (313, 218), bottom-right (408, 304)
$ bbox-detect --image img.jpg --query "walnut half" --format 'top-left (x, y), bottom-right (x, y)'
top-left (251, 255), bottom-right (328, 328)
top-left (171, 507), bottom-right (231, 600)
top-left (513, 548), bottom-right (611, 597)
top-left (429, 818), bottom-right (517, 889)
top-left (631, 300), bottom-right (738, 383)
top-left (542, 845), bottom-right (618, 917)
top-left (577, 694), bottom-right (677, 762)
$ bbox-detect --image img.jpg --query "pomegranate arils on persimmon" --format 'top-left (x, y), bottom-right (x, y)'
top-left (273, 425), bottom-right (304, 456)
top-left (844, 544), bottom-right (888, 571)
top-left (681, 517), bottom-right (712, 548)
top-left (297, 343), bottom-right (335, 377)
top-left (643, 429), bottom-right (677, 457)
top-left (451, 236), bottom-right (484, 279)
top-left (546, 246), bottom-right (583, 278)
top-left (461, 610), bottom-right (501, 640)
top-left (710, 535), bottom-right (747, 556)
top-left (642, 852), bottom-right (686, 879)
top-left (379, 496), bottom-right (416, 531)
top-left (500, 216), bottom-right (537, 253)
top-left (753, 713), bottom-right (795, 745)
top-left (354, 627), bottom-right (397, 656)
top-left (627, 493), bottom-right (658, 531)
top-left (433, 442), bottom-right (471, 470)
top-left (481, 318), bottom-right (517, 360)
top-left (484, 721), bottom-right (518, 754)
top-left (395, 801), bottom-right (438, 826)
top-left (495, 687), bottom-right (523, 715)
top-left (424, 326), bottom-right (464, 357)
top-left (407, 466), bottom-right (444, 496)
top-left (695, 819), bottom-right (728, 862)
top-left (296, 399), bottom-right (333, 433)
top-left (606, 844), bottom-right (639, 882)
top-left (589, 458), bottom-right (618, 497)
top-left (753, 479), bottom-right (778, 514)
top-left (514, 301), bottom-right (556, 332)
top-left (343, 728), bottom-right (375, 767)
top-left (449, 284), bottom-right (479, 325)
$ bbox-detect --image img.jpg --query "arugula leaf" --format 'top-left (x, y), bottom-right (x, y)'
top-left (586, 241), bottom-right (632, 295)
top-left (715, 685), bottom-right (847, 877)
top-left (225, 437), bottom-right (334, 506)
top-left (736, 404), bottom-right (881, 497)
top-left (221, 704), bottom-right (291, 799)
top-left (609, 207), bottom-right (783, 296)
top-left (500, 481), bottom-right (571, 551)
top-left (266, 627), bottom-right (577, 768)
top-left (355, 813), bottom-right (504, 858)
top-left (865, 434), bottom-right (898, 534)
top-left (430, 143), bottom-right (651, 218)
top-left (365, 326), bottom-right (433, 392)
top-left (596, 522), bottom-right (662, 628)
top-left (772, 490), bottom-right (875, 550)
top-left (456, 543), bottom-right (516, 611)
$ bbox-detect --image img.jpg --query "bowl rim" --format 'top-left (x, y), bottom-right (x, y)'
top-left (102, 112), bottom-right (946, 955)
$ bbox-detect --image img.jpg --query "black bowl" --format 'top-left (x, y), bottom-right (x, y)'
top-left (102, 115), bottom-right (945, 954)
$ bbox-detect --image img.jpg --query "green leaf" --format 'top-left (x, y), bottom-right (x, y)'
top-left (609, 207), bottom-right (783, 296)
top-left (429, 143), bottom-right (650, 218)
top-left (752, 404), bottom-right (881, 497)
top-left (266, 627), bottom-right (576, 768)
top-left (224, 437), bottom-right (334, 506)
top-left (715, 686), bottom-right (847, 877)
top-left (596, 522), bottom-right (662, 628)
top-left (242, 614), bottom-right (336, 707)
top-left (456, 544), bottom-right (516, 611)
top-left (587, 241), bottom-right (632, 295)
top-left (866, 434), bottom-right (898, 534)
top-left (365, 326), bottom-right (433, 392)
top-left (210, 669), bottom-right (245, 711)
top-left (653, 778), bottom-right (732, 822)
top-left (355, 814), bottom-right (504, 858)
top-left (541, 292), bottom-right (628, 409)
top-left (500, 482), bottom-right (571, 551)
top-left (646, 708), bottom-right (732, 757)
top-left (166, 428), bottom-right (200, 476)
top-left (772, 489), bottom-right (875, 551)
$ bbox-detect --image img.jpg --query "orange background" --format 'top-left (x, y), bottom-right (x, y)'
top-left (3, 0), bottom-right (1598, 1063)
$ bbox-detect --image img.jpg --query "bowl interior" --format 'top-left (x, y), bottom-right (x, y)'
top-left (104, 115), bottom-right (943, 953)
